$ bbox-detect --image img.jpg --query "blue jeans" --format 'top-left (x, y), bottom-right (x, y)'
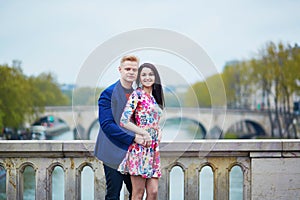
top-left (103, 164), bottom-right (132, 200)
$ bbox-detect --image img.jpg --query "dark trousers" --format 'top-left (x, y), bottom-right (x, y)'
top-left (103, 164), bottom-right (132, 200)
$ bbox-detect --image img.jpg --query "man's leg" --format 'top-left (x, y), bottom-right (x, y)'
top-left (103, 164), bottom-right (124, 200)
top-left (123, 173), bottom-right (132, 199)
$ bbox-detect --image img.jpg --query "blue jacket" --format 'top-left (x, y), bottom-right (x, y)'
top-left (94, 80), bottom-right (135, 169)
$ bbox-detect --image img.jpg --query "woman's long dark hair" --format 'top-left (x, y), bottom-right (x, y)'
top-left (136, 63), bottom-right (165, 109)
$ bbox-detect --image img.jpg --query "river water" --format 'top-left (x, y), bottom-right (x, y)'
top-left (0, 120), bottom-right (243, 200)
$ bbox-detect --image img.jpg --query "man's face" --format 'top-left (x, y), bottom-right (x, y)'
top-left (119, 61), bottom-right (138, 84)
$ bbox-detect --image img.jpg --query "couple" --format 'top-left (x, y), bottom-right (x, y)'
top-left (94, 55), bottom-right (165, 200)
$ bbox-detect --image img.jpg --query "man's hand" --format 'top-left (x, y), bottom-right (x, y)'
top-left (134, 134), bottom-right (151, 147)
top-left (134, 134), bottom-right (144, 145)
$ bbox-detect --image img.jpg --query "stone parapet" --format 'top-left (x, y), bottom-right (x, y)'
top-left (0, 140), bottom-right (299, 199)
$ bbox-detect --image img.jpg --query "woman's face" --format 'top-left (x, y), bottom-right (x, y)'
top-left (140, 67), bottom-right (155, 88)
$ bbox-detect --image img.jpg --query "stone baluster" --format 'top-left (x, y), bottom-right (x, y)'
top-left (5, 158), bottom-right (17, 200)
top-left (185, 160), bottom-right (199, 200)
top-left (158, 166), bottom-right (168, 200)
top-left (64, 158), bottom-right (77, 200)
top-left (94, 162), bottom-right (106, 199)
top-left (208, 157), bottom-right (236, 200)
top-left (35, 159), bottom-right (49, 200)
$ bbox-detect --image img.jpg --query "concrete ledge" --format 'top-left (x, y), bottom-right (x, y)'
top-left (282, 139), bottom-right (300, 151)
top-left (160, 139), bottom-right (285, 152)
top-left (1, 140), bottom-right (299, 158)
top-left (0, 140), bottom-right (62, 151)
top-left (62, 140), bottom-right (95, 152)
top-left (250, 152), bottom-right (282, 158)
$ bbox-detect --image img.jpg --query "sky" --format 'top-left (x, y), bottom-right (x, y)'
top-left (1, 0), bottom-right (300, 87)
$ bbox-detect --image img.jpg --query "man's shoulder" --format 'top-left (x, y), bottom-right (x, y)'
top-left (101, 80), bottom-right (120, 95)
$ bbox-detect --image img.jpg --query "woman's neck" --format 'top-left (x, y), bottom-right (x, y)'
top-left (142, 86), bottom-right (152, 95)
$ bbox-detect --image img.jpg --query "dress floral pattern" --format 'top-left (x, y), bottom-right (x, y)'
top-left (118, 88), bottom-right (162, 178)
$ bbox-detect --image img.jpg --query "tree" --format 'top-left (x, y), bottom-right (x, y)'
top-left (187, 81), bottom-right (211, 107)
top-left (250, 56), bottom-right (276, 137)
top-left (185, 74), bottom-right (226, 107)
top-left (222, 61), bottom-right (253, 109)
top-left (0, 64), bottom-right (33, 128)
top-left (0, 64), bottom-right (70, 129)
top-left (248, 42), bottom-right (300, 138)
top-left (73, 87), bottom-right (104, 106)
top-left (28, 73), bottom-right (69, 106)
top-left (186, 41), bottom-right (300, 138)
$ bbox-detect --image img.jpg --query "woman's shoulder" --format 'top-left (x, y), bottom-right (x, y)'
top-left (128, 88), bottom-right (145, 101)
top-left (135, 87), bottom-right (143, 93)
top-left (133, 87), bottom-right (144, 96)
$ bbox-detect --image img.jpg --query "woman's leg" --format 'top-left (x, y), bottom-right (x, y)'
top-left (131, 175), bottom-right (146, 200)
top-left (145, 178), bottom-right (159, 200)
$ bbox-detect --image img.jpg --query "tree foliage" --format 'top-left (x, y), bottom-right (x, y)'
top-left (0, 63), bottom-right (69, 129)
top-left (28, 73), bottom-right (69, 106)
top-left (185, 41), bottom-right (300, 138)
top-left (73, 87), bottom-right (104, 106)
top-left (222, 61), bottom-right (253, 109)
top-left (185, 74), bottom-right (226, 107)
top-left (186, 81), bottom-right (210, 107)
top-left (223, 42), bottom-right (300, 138)
top-left (0, 65), bottom-right (32, 128)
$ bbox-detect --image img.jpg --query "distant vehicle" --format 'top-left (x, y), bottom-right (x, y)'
top-left (32, 116), bottom-right (70, 139)
top-left (1, 127), bottom-right (19, 140)
top-left (1, 127), bottom-right (31, 140)
top-left (32, 116), bottom-right (55, 128)
top-left (31, 125), bottom-right (47, 140)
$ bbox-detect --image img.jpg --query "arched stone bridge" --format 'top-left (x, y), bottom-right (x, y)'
top-left (42, 106), bottom-right (271, 139)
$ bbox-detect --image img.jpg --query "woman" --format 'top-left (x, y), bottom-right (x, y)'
top-left (118, 63), bottom-right (165, 200)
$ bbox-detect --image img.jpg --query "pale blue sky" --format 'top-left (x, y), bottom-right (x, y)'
top-left (1, 0), bottom-right (299, 85)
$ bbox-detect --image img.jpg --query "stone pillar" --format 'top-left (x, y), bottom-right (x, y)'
top-left (64, 158), bottom-right (76, 200)
top-left (186, 162), bottom-right (199, 200)
top-left (158, 166), bottom-right (168, 199)
top-left (94, 163), bottom-right (106, 200)
top-left (5, 159), bottom-right (17, 200)
top-left (208, 157), bottom-right (237, 200)
top-left (35, 159), bottom-right (49, 200)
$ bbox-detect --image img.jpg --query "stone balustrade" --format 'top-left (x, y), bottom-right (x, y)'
top-left (0, 140), bottom-right (300, 200)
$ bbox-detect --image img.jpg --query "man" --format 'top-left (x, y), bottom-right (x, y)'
top-left (94, 55), bottom-right (151, 200)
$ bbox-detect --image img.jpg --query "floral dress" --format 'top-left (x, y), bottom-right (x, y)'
top-left (118, 88), bottom-right (162, 178)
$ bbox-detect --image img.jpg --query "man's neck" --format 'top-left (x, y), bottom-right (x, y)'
top-left (120, 79), bottom-right (132, 89)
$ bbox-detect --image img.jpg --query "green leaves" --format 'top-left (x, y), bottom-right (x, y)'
top-left (0, 64), bottom-right (69, 129)
top-left (0, 64), bottom-right (31, 128)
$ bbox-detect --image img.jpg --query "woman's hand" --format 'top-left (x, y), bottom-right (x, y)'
top-left (157, 129), bottom-right (162, 144)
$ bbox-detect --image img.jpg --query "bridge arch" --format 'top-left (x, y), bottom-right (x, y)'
top-left (162, 116), bottom-right (207, 140)
top-left (87, 117), bottom-right (208, 141)
top-left (87, 119), bottom-right (99, 140)
top-left (223, 119), bottom-right (267, 139)
top-left (207, 126), bottom-right (223, 139)
top-left (42, 106), bottom-right (274, 139)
